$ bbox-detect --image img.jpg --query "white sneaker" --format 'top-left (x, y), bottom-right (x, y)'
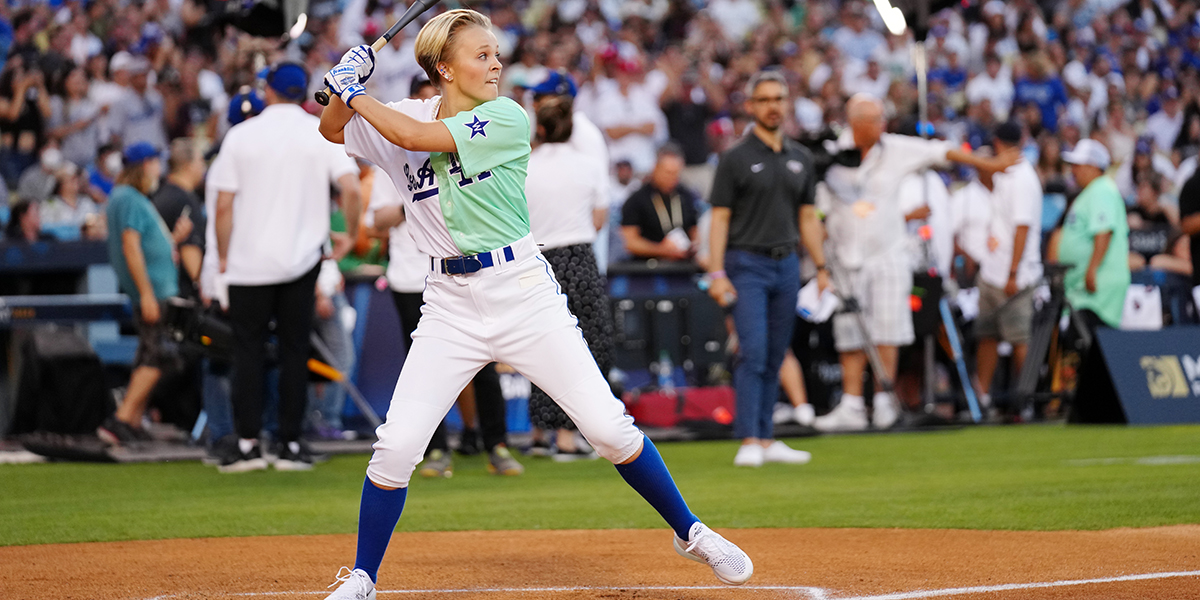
top-left (733, 444), bottom-right (764, 467)
top-left (772, 403), bottom-right (795, 424)
top-left (813, 401), bottom-right (868, 432)
top-left (325, 567), bottom-right (376, 600)
top-left (673, 522), bottom-right (754, 585)
top-left (794, 404), bottom-right (816, 426)
top-left (762, 441), bottom-right (811, 464)
top-left (872, 393), bottom-right (900, 430)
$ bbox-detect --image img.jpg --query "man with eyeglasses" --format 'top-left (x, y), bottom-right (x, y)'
top-left (705, 70), bottom-right (824, 467)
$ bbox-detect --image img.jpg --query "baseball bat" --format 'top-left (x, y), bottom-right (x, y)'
top-left (314, 0), bottom-right (443, 106)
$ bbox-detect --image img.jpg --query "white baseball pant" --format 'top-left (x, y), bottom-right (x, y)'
top-left (366, 235), bottom-right (643, 488)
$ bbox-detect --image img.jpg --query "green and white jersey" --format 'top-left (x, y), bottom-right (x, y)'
top-left (432, 96), bottom-right (532, 255)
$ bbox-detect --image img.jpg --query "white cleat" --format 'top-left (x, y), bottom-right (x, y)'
top-left (325, 567), bottom-right (376, 600)
top-left (813, 401), bottom-right (868, 432)
top-left (762, 441), bottom-right (811, 464)
top-left (733, 444), bottom-right (764, 467)
top-left (872, 393), bottom-right (900, 430)
top-left (673, 522), bottom-right (754, 585)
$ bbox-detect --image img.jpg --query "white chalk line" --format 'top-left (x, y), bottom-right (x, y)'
top-left (140, 569), bottom-right (1200, 599)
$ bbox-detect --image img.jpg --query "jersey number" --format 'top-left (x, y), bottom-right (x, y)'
top-left (448, 153), bottom-right (492, 187)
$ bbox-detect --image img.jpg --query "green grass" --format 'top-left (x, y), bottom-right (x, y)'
top-left (2, 425), bottom-right (1199, 546)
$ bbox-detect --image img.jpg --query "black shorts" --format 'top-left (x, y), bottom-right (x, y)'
top-left (134, 300), bottom-right (182, 371)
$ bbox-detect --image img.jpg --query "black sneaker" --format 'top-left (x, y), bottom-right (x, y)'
top-left (97, 416), bottom-right (147, 445)
top-left (552, 446), bottom-right (599, 462)
top-left (523, 439), bottom-right (553, 457)
top-left (218, 442), bottom-right (269, 473)
top-left (275, 440), bottom-right (314, 471)
top-left (456, 428), bottom-right (482, 456)
top-left (203, 435), bottom-right (242, 467)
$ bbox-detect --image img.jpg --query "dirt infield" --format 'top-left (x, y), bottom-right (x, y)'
top-left (3, 526), bottom-right (1199, 599)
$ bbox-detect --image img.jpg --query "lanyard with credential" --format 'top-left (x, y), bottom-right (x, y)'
top-left (651, 192), bottom-right (683, 234)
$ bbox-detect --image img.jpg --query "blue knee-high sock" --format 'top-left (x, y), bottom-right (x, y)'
top-left (353, 477), bottom-right (407, 583)
top-left (614, 437), bottom-right (699, 540)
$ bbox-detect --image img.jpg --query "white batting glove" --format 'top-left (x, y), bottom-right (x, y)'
top-left (325, 63), bottom-right (366, 105)
top-left (340, 44), bottom-right (376, 84)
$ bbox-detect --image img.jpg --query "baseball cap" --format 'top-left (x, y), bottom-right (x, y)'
top-left (123, 142), bottom-right (159, 165)
top-left (110, 51), bottom-right (135, 73)
top-left (993, 122), bottom-right (1022, 145)
top-left (1062, 139), bottom-right (1111, 170)
top-left (1135, 136), bottom-right (1154, 155)
top-left (228, 88), bottom-right (265, 125)
top-left (982, 1), bottom-right (1005, 17)
top-left (531, 70), bottom-right (578, 97)
top-left (265, 62), bottom-right (309, 102)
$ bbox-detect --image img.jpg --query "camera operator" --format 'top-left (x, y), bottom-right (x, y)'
top-left (210, 63), bottom-right (361, 472)
top-left (813, 94), bottom-right (1019, 433)
top-left (97, 143), bottom-right (192, 444)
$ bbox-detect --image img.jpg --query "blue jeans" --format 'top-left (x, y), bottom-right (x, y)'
top-left (202, 358), bottom-right (234, 443)
top-left (727, 249), bottom-right (800, 440)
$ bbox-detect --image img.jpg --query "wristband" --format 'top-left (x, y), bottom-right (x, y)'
top-left (341, 83), bottom-right (366, 106)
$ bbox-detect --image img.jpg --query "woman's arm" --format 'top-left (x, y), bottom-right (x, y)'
top-left (347, 95), bottom-right (457, 153)
top-left (318, 96), bottom-right (356, 144)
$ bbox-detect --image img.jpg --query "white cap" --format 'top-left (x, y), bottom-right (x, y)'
top-left (983, 1), bottom-right (1005, 17)
top-left (110, 51), bottom-right (134, 72)
top-left (1062, 139), bottom-right (1111, 170)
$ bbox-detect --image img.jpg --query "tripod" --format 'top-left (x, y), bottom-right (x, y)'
top-left (1011, 263), bottom-right (1091, 419)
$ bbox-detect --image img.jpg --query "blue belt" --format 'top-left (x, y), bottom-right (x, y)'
top-left (433, 245), bottom-right (516, 275)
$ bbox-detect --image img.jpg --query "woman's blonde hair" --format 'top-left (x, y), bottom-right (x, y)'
top-left (414, 9), bottom-right (493, 85)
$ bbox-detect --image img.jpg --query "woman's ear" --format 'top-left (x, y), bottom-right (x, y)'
top-left (437, 63), bottom-right (453, 82)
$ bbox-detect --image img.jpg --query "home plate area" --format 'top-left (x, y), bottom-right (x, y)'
top-left (3, 527), bottom-right (1199, 599)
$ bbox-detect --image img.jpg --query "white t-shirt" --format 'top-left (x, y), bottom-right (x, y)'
top-left (950, 179), bottom-right (993, 265)
top-left (965, 70), bottom-right (1014, 120)
top-left (821, 132), bottom-right (954, 269)
top-left (896, 170), bottom-right (953, 278)
top-left (366, 164), bottom-right (429, 294)
top-left (1145, 109), bottom-right (1184, 153)
top-left (343, 96), bottom-right (461, 259)
top-left (979, 159), bottom-right (1043, 289)
top-left (526, 141), bottom-right (608, 249)
top-left (208, 103), bottom-right (358, 286)
top-left (590, 83), bottom-right (667, 174)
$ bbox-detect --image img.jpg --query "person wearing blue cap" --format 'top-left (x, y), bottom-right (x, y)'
top-left (98, 142), bottom-right (193, 445)
top-left (209, 61), bottom-right (362, 473)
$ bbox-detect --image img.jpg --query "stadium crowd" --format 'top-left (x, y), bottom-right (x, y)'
top-left (2, 0), bottom-right (1200, 460)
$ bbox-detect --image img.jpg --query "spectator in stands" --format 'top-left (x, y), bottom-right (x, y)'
top-left (210, 62), bottom-right (360, 472)
top-left (41, 163), bottom-right (100, 239)
top-left (813, 94), bottom-right (1019, 433)
top-left (973, 123), bottom-right (1043, 412)
top-left (659, 52), bottom-right (721, 200)
top-left (4, 199), bottom-right (52, 243)
top-left (48, 64), bottom-right (103, 169)
top-left (1145, 86), bottom-right (1184, 154)
top-left (1015, 53), bottom-right (1068, 133)
top-left (621, 144), bottom-right (700, 262)
top-left (97, 142), bottom-right (190, 444)
top-left (706, 70), bottom-right (820, 467)
top-left (1052, 139), bottom-right (1131, 331)
top-left (831, 2), bottom-right (885, 63)
top-left (18, 144), bottom-right (64, 203)
top-left (526, 94), bottom-right (615, 461)
top-left (0, 54), bottom-right (51, 188)
top-left (153, 138), bottom-right (207, 299)
top-left (88, 143), bottom-right (121, 198)
top-left (591, 58), bottom-right (667, 175)
top-left (109, 56), bottom-right (167, 150)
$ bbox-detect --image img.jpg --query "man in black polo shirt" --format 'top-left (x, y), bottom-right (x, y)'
top-left (706, 70), bottom-right (827, 468)
top-left (1179, 170), bottom-right (1200, 294)
top-left (620, 143), bottom-right (701, 262)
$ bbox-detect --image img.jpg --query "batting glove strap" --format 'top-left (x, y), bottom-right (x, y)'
top-left (340, 83), bottom-right (367, 106)
top-left (340, 45), bottom-right (376, 84)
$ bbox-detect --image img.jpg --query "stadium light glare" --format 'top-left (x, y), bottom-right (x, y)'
top-left (873, 0), bottom-right (908, 35)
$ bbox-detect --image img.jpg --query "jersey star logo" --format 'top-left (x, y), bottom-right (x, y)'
top-left (464, 115), bottom-right (489, 139)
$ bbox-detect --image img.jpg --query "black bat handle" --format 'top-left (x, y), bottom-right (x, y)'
top-left (314, 89), bottom-right (331, 106)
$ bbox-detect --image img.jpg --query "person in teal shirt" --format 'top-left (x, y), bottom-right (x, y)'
top-left (99, 142), bottom-right (190, 444)
top-left (1055, 139), bottom-right (1130, 329)
top-left (318, 10), bottom-right (752, 598)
